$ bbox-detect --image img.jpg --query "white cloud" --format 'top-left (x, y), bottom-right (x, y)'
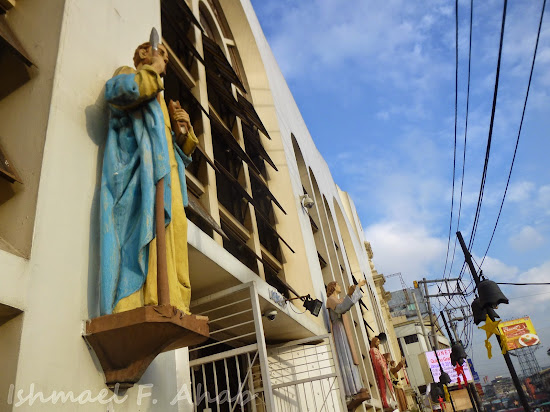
top-left (475, 254), bottom-right (519, 282)
top-left (506, 181), bottom-right (535, 203)
top-left (508, 226), bottom-right (545, 252)
top-left (537, 185), bottom-right (550, 210)
top-left (364, 221), bottom-right (446, 282)
top-left (376, 111), bottom-right (390, 121)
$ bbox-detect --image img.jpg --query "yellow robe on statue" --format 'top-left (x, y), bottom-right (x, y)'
top-left (112, 66), bottom-right (198, 315)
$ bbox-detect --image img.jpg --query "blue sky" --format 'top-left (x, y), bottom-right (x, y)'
top-left (250, 0), bottom-right (550, 381)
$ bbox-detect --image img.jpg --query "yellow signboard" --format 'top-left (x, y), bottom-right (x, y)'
top-left (499, 316), bottom-right (540, 351)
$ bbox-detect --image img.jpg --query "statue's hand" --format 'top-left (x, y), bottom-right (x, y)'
top-left (358, 279), bottom-right (367, 287)
top-left (173, 108), bottom-right (192, 131)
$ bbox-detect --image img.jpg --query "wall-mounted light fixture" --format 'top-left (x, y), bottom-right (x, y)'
top-left (286, 294), bottom-right (322, 317)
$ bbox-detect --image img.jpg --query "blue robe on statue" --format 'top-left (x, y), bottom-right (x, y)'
top-left (99, 66), bottom-right (191, 316)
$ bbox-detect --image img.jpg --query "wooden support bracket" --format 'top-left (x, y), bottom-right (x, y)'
top-left (347, 389), bottom-right (372, 411)
top-left (84, 305), bottom-right (209, 389)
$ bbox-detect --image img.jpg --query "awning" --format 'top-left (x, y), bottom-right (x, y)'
top-left (254, 211), bottom-right (294, 254)
top-left (0, 141), bottom-right (22, 184)
top-left (242, 123), bottom-right (277, 171)
top-left (161, 10), bottom-right (205, 66)
top-left (237, 94), bottom-right (270, 139)
top-left (172, 77), bottom-right (210, 118)
top-left (309, 215), bottom-right (319, 233)
top-left (207, 74), bottom-right (247, 121)
top-left (317, 252), bottom-right (327, 268)
top-left (221, 219), bottom-right (264, 264)
top-left (193, 143), bottom-right (218, 173)
top-left (248, 168), bottom-right (286, 215)
top-left (161, 0), bottom-right (203, 33)
top-left (214, 159), bottom-right (254, 206)
top-left (0, 16), bottom-right (33, 66)
top-left (202, 34), bottom-right (246, 93)
top-left (186, 194), bottom-right (228, 240)
top-left (209, 115), bottom-right (261, 175)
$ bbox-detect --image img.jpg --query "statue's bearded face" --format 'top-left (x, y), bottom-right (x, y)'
top-left (371, 337), bottom-right (380, 348)
top-left (335, 283), bottom-right (341, 294)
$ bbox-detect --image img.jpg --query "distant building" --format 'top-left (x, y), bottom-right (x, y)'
top-left (386, 288), bottom-right (450, 394)
top-left (388, 288), bottom-right (428, 319)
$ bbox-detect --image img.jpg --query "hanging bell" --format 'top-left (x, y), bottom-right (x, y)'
top-left (450, 341), bottom-right (467, 366)
top-left (439, 371), bottom-right (451, 385)
top-left (478, 279), bottom-right (509, 309)
top-left (430, 383), bottom-right (445, 402)
top-left (471, 297), bottom-right (499, 325)
top-left (377, 332), bottom-right (387, 344)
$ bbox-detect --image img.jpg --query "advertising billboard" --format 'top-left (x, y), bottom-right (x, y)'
top-left (425, 348), bottom-right (474, 385)
top-left (498, 316), bottom-right (540, 351)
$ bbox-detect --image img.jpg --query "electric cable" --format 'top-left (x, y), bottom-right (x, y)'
top-left (479, 0), bottom-right (547, 268)
top-left (468, 0), bottom-right (508, 252)
top-left (443, 0), bottom-right (460, 278)
top-left (448, 0), bottom-right (474, 280)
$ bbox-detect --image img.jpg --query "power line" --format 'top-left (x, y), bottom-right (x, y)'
top-left (480, 0), bottom-right (547, 268)
top-left (448, 0), bottom-right (474, 280)
top-left (497, 282), bottom-right (550, 286)
top-left (468, 0), bottom-right (508, 252)
top-left (443, 0), bottom-right (460, 278)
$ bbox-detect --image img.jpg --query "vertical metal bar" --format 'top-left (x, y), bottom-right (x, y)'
top-left (224, 358), bottom-right (233, 411)
top-left (201, 364), bottom-right (209, 409)
top-left (293, 349), bottom-right (302, 411)
top-left (310, 380), bottom-right (319, 412)
top-left (281, 385), bottom-right (292, 412)
top-left (235, 355), bottom-right (244, 411)
top-left (314, 345), bottom-right (328, 408)
top-left (212, 360), bottom-right (220, 412)
top-left (247, 353), bottom-right (258, 412)
top-left (249, 282), bottom-right (276, 411)
top-left (302, 382), bottom-right (310, 412)
top-left (288, 345), bottom-right (297, 411)
top-left (191, 368), bottom-right (198, 412)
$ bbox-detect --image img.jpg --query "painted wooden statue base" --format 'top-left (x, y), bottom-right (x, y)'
top-left (84, 305), bottom-right (209, 388)
top-left (347, 388), bottom-right (371, 411)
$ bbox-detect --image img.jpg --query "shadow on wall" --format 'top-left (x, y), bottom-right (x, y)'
top-left (85, 85), bottom-right (108, 319)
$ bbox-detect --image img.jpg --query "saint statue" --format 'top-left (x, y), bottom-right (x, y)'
top-left (370, 334), bottom-right (398, 411)
top-left (384, 353), bottom-right (407, 412)
top-left (99, 37), bottom-right (198, 316)
top-left (326, 280), bottom-right (370, 402)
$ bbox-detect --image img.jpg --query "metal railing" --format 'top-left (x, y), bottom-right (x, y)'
top-left (255, 335), bottom-right (346, 412)
top-left (188, 284), bottom-right (347, 412)
top-left (189, 282), bottom-right (275, 412)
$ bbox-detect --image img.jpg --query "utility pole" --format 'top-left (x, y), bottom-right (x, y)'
top-left (416, 278), bottom-right (463, 349)
top-left (457, 231), bottom-right (531, 412)
top-left (445, 309), bottom-right (460, 341)
top-left (413, 292), bottom-right (430, 351)
top-left (441, 311), bottom-right (480, 412)
top-left (413, 292), bottom-right (455, 412)
top-left (423, 277), bottom-right (439, 349)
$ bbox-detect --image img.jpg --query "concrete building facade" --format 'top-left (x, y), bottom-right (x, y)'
top-left (1, 0), bottom-right (404, 410)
